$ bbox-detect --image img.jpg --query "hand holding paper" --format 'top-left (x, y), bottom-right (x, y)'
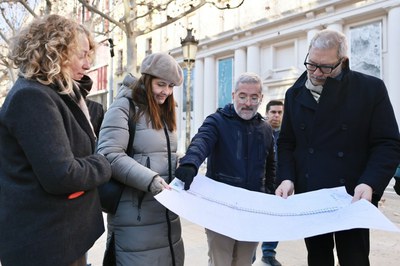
top-left (156, 175), bottom-right (400, 242)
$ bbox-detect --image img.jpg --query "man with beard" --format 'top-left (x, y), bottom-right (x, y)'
top-left (175, 72), bottom-right (276, 266)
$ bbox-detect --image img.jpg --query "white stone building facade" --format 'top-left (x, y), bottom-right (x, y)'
top-left (134, 0), bottom-right (400, 150)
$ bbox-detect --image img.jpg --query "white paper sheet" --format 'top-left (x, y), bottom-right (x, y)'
top-left (155, 175), bottom-right (400, 241)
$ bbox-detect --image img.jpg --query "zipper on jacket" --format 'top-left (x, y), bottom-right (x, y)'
top-left (136, 191), bottom-right (145, 222)
top-left (163, 126), bottom-right (176, 266)
top-left (136, 156), bottom-right (150, 221)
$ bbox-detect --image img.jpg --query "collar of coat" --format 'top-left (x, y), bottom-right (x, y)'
top-left (217, 103), bottom-right (265, 121)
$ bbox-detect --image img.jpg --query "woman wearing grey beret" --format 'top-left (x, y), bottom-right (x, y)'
top-left (97, 52), bottom-right (184, 266)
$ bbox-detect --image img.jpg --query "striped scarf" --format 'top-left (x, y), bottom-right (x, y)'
top-left (305, 79), bottom-right (323, 102)
top-left (70, 84), bottom-right (96, 139)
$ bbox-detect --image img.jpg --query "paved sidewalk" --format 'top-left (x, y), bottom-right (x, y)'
top-left (88, 180), bottom-right (400, 266)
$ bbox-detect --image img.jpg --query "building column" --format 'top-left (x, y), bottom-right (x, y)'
top-left (327, 22), bottom-right (343, 33)
top-left (247, 45), bottom-right (260, 74)
top-left (387, 5), bottom-right (400, 122)
top-left (204, 56), bottom-right (216, 117)
top-left (234, 48), bottom-right (246, 81)
top-left (193, 58), bottom-right (204, 134)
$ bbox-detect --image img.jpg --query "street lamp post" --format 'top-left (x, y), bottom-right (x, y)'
top-left (107, 38), bottom-right (115, 108)
top-left (181, 28), bottom-right (199, 149)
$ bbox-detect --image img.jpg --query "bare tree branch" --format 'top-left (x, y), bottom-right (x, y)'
top-left (78, 0), bottom-right (243, 36)
top-left (77, 0), bottom-right (126, 31)
top-left (140, 1), bottom-right (207, 35)
top-left (44, 0), bottom-right (52, 15)
top-left (132, 0), bottom-right (175, 20)
top-left (0, 0), bottom-right (39, 89)
top-left (0, 30), bottom-right (9, 45)
top-left (18, 0), bottom-right (38, 17)
top-left (1, 0), bottom-right (38, 17)
top-left (206, 0), bottom-right (245, 10)
top-left (0, 6), bottom-right (17, 32)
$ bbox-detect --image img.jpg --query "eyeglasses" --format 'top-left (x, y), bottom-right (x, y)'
top-left (303, 53), bottom-right (343, 74)
top-left (236, 94), bottom-right (261, 105)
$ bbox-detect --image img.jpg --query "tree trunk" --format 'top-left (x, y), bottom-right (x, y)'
top-left (125, 31), bottom-right (138, 76)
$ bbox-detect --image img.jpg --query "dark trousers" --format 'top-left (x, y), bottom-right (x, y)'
top-left (305, 229), bottom-right (370, 266)
top-left (261, 241), bottom-right (278, 257)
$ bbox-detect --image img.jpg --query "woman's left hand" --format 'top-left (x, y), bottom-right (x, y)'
top-left (149, 176), bottom-right (170, 195)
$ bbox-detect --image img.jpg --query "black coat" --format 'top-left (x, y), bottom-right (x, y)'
top-left (86, 99), bottom-right (104, 137)
top-left (277, 68), bottom-right (400, 201)
top-left (0, 77), bottom-right (112, 266)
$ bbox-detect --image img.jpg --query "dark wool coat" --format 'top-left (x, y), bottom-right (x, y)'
top-left (86, 99), bottom-right (105, 137)
top-left (277, 67), bottom-right (400, 201)
top-left (0, 77), bottom-right (112, 266)
top-left (179, 103), bottom-right (276, 192)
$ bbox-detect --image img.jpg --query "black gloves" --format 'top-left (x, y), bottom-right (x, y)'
top-left (264, 182), bottom-right (276, 195)
top-left (175, 164), bottom-right (197, 190)
top-left (394, 178), bottom-right (400, 196)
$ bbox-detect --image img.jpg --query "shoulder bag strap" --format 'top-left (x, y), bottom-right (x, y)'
top-left (126, 100), bottom-right (136, 156)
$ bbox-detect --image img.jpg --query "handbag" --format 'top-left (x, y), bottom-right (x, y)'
top-left (98, 99), bottom-right (136, 214)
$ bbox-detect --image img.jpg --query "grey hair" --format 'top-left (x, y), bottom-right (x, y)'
top-left (234, 72), bottom-right (262, 92)
top-left (309, 29), bottom-right (348, 58)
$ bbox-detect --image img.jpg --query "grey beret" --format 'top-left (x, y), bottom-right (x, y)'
top-left (140, 52), bottom-right (183, 86)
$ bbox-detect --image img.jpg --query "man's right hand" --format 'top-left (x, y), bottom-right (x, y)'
top-left (275, 180), bottom-right (294, 199)
top-left (175, 164), bottom-right (197, 190)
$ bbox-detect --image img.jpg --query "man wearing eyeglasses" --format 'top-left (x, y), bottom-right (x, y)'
top-left (175, 72), bottom-right (276, 266)
top-left (275, 29), bottom-right (400, 266)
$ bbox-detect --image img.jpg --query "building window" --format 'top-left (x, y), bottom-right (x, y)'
top-left (350, 21), bottom-right (382, 78)
top-left (218, 57), bottom-right (233, 108)
top-left (145, 38), bottom-right (153, 56)
top-left (273, 42), bottom-right (295, 70)
top-left (87, 65), bottom-right (108, 92)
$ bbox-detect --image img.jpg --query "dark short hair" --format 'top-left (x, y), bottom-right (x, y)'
top-left (266, 100), bottom-right (284, 112)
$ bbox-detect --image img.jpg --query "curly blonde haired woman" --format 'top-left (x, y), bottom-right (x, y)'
top-left (0, 14), bottom-right (111, 266)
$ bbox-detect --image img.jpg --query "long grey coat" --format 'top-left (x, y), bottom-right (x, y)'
top-left (0, 77), bottom-right (112, 266)
top-left (97, 75), bottom-right (184, 266)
